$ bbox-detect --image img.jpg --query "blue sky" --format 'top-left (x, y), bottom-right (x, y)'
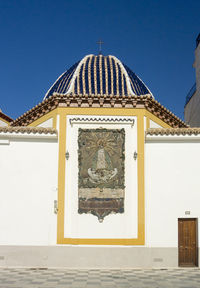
top-left (0, 0), bottom-right (200, 120)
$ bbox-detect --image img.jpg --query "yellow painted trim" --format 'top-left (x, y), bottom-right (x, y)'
top-left (137, 113), bottom-right (145, 244)
top-left (57, 110), bottom-right (66, 243)
top-left (27, 110), bottom-right (57, 129)
top-left (146, 117), bottom-right (150, 129)
top-left (145, 110), bottom-right (172, 128)
top-left (57, 107), bottom-right (145, 245)
top-left (53, 116), bottom-right (57, 129)
top-left (58, 107), bottom-right (141, 116)
top-left (59, 238), bottom-right (143, 245)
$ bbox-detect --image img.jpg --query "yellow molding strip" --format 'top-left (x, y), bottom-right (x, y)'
top-left (57, 110), bottom-right (67, 243)
top-left (60, 238), bottom-right (144, 245)
top-left (137, 113), bottom-right (145, 244)
top-left (58, 107), bottom-right (140, 116)
top-left (53, 116), bottom-right (57, 129)
top-left (57, 107), bottom-right (145, 245)
top-left (146, 117), bottom-right (150, 129)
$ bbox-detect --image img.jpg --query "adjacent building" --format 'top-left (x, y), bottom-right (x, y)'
top-left (185, 33), bottom-right (200, 126)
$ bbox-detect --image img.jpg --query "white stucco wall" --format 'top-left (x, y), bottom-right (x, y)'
top-left (2, 121), bottom-right (200, 252)
top-left (0, 135), bottom-right (58, 245)
top-left (64, 115), bottom-right (138, 239)
top-left (145, 136), bottom-right (200, 247)
top-left (37, 118), bottom-right (53, 128)
top-left (149, 120), bottom-right (162, 128)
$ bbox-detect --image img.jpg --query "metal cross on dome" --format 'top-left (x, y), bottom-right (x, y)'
top-left (97, 40), bottom-right (104, 55)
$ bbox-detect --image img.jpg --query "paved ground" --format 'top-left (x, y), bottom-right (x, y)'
top-left (0, 267), bottom-right (200, 288)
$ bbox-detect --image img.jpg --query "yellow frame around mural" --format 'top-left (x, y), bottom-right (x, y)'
top-left (57, 107), bottom-right (171, 245)
top-left (57, 107), bottom-right (146, 245)
top-left (29, 106), bottom-right (170, 245)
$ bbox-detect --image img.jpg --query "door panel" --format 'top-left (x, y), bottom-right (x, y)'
top-left (178, 218), bottom-right (198, 267)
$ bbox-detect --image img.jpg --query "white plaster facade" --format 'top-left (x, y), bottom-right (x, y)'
top-left (1, 124), bottom-right (200, 268)
top-left (145, 135), bottom-right (200, 248)
top-left (0, 133), bottom-right (58, 246)
top-left (37, 117), bottom-right (53, 128)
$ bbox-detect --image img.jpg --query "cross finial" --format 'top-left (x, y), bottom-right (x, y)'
top-left (97, 39), bottom-right (104, 55)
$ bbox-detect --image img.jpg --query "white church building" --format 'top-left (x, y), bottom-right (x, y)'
top-left (0, 53), bottom-right (200, 268)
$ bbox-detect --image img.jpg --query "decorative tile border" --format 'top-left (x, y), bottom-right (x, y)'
top-left (0, 126), bottom-right (57, 135)
top-left (69, 117), bottom-right (135, 127)
top-left (11, 93), bottom-right (187, 128)
top-left (146, 128), bottom-right (200, 136)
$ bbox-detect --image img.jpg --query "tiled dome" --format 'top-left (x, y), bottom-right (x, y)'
top-left (44, 54), bottom-right (153, 99)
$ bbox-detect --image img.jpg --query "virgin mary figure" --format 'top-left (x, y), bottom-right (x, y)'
top-left (87, 141), bottom-right (118, 185)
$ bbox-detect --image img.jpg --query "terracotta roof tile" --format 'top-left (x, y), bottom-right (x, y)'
top-left (0, 126), bottom-right (57, 135)
top-left (146, 128), bottom-right (200, 136)
top-left (0, 111), bottom-right (13, 123)
top-left (10, 93), bottom-right (187, 128)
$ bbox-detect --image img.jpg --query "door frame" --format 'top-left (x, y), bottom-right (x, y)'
top-left (178, 218), bottom-right (198, 267)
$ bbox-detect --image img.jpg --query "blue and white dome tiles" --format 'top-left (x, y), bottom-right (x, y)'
top-left (44, 54), bottom-right (153, 99)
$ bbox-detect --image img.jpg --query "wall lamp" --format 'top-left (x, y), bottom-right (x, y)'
top-left (65, 151), bottom-right (70, 160)
top-left (133, 151), bottom-right (138, 160)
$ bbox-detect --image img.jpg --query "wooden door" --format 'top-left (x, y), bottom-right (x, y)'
top-left (178, 218), bottom-right (198, 267)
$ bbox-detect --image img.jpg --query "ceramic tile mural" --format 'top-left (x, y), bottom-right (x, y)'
top-left (78, 128), bottom-right (125, 222)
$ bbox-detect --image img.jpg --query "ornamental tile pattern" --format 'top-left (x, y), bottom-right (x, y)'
top-left (44, 55), bottom-right (152, 99)
top-left (11, 93), bottom-right (187, 128)
top-left (0, 268), bottom-right (200, 288)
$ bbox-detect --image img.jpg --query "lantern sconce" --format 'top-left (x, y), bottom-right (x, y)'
top-left (54, 200), bottom-right (58, 214)
top-left (65, 151), bottom-right (70, 160)
top-left (133, 151), bottom-right (137, 160)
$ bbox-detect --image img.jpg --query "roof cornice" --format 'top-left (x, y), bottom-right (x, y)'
top-left (0, 111), bottom-right (13, 123)
top-left (146, 128), bottom-right (200, 142)
top-left (11, 94), bottom-right (59, 126)
top-left (146, 128), bottom-right (200, 136)
top-left (0, 126), bottom-right (57, 135)
top-left (11, 93), bottom-right (187, 128)
top-left (0, 126), bottom-right (57, 140)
